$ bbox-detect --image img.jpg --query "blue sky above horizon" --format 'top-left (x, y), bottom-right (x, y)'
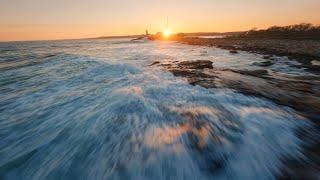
top-left (1, 0), bottom-right (320, 41)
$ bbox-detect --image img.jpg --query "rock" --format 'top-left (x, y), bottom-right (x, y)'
top-left (232, 69), bottom-right (268, 77)
top-left (260, 61), bottom-right (274, 67)
top-left (170, 69), bottom-right (195, 76)
top-left (160, 63), bottom-right (172, 67)
top-left (158, 60), bottom-right (216, 89)
top-left (43, 54), bottom-right (57, 58)
top-left (177, 60), bottom-right (213, 69)
top-left (263, 55), bottom-right (272, 59)
top-left (229, 50), bottom-right (238, 54)
top-left (149, 61), bottom-right (160, 66)
top-left (253, 61), bottom-right (274, 67)
top-left (158, 60), bottom-right (320, 123)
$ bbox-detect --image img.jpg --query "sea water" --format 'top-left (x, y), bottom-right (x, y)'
top-left (0, 39), bottom-right (311, 179)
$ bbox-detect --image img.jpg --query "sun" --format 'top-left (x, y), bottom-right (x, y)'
top-left (163, 29), bottom-right (171, 37)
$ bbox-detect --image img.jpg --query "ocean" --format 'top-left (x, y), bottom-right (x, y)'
top-left (0, 39), bottom-right (314, 179)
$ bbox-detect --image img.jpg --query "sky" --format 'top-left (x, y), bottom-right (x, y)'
top-left (1, 0), bottom-right (320, 41)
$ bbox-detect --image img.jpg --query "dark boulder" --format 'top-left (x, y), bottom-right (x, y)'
top-left (178, 60), bottom-right (213, 69)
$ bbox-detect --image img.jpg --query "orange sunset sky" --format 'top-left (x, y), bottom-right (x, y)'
top-left (1, 0), bottom-right (320, 42)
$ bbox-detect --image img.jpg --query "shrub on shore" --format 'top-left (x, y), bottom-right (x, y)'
top-left (235, 23), bottom-right (320, 40)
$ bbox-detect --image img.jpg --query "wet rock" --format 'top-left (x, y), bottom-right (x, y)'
top-left (231, 69), bottom-right (268, 77)
top-left (160, 63), bottom-right (172, 67)
top-left (192, 79), bottom-right (217, 88)
top-left (175, 37), bottom-right (320, 74)
top-left (158, 60), bottom-right (320, 123)
top-left (253, 61), bottom-right (274, 67)
top-left (229, 50), bottom-right (238, 54)
top-left (263, 55), bottom-right (273, 59)
top-left (43, 54), bottom-right (57, 58)
top-left (215, 70), bottom-right (320, 122)
top-left (170, 69), bottom-right (195, 76)
top-left (159, 60), bottom-right (217, 88)
top-left (177, 60), bottom-right (213, 69)
top-left (149, 61), bottom-right (160, 66)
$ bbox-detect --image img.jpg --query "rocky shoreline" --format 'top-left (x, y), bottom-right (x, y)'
top-left (150, 59), bottom-right (320, 179)
top-left (151, 60), bottom-right (320, 122)
top-left (148, 35), bottom-right (320, 119)
top-left (148, 34), bottom-right (320, 178)
top-left (151, 36), bottom-right (320, 74)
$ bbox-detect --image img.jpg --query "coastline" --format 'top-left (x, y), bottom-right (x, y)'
top-left (150, 59), bottom-right (320, 179)
top-left (151, 36), bottom-right (320, 74)
top-left (148, 36), bottom-right (320, 179)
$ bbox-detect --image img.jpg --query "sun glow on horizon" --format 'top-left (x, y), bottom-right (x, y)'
top-left (1, 0), bottom-right (320, 41)
top-left (163, 29), bottom-right (171, 37)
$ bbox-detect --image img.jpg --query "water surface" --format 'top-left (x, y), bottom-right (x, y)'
top-left (0, 39), bottom-right (312, 179)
